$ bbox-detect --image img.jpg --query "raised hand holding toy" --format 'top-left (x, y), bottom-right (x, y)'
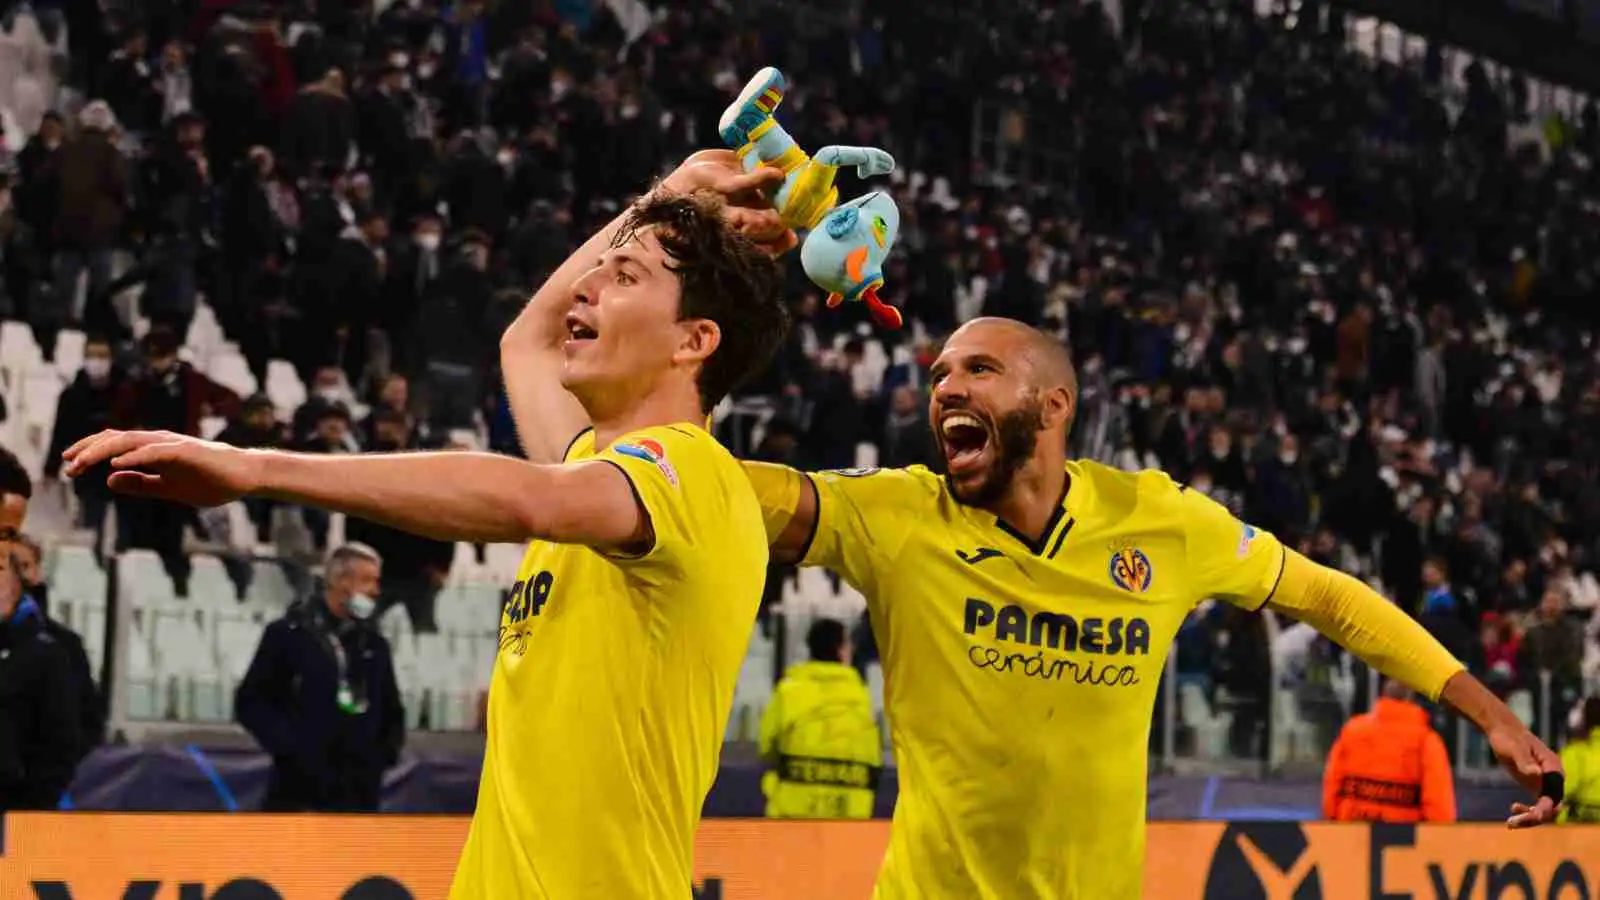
top-left (718, 67), bottom-right (904, 329)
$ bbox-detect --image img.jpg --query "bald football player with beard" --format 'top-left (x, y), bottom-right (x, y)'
top-left (743, 316), bottom-right (1564, 900)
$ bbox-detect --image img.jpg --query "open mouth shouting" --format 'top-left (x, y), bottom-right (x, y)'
top-left (939, 411), bottom-right (993, 477)
top-left (564, 313), bottom-right (599, 348)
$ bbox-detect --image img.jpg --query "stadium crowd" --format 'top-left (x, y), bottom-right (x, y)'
top-left (0, 0), bottom-right (1596, 758)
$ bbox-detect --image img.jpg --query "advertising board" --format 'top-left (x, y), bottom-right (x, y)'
top-left (3, 814), bottom-right (1599, 898)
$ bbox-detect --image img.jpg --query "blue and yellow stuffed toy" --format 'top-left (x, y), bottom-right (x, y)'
top-left (718, 67), bottom-right (904, 329)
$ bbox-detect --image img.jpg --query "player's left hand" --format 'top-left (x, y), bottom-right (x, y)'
top-left (663, 149), bottom-right (799, 257)
top-left (61, 429), bottom-right (262, 508)
top-left (1487, 722), bottom-right (1564, 827)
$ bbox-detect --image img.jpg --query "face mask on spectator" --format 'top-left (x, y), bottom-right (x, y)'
top-left (84, 358), bottom-right (111, 379)
top-left (347, 592), bottom-right (376, 620)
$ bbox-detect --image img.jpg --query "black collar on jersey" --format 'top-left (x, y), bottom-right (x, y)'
top-left (992, 473), bottom-right (1076, 559)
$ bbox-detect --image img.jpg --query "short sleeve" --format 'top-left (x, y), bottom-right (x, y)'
top-left (1181, 485), bottom-right (1287, 610)
top-left (803, 467), bottom-right (924, 595)
top-left (585, 425), bottom-right (720, 579)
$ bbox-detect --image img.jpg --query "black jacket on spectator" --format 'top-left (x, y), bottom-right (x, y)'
top-left (0, 597), bottom-right (84, 812)
top-left (52, 130), bottom-right (129, 252)
top-left (30, 584), bottom-right (106, 752)
top-left (235, 599), bottom-right (404, 812)
top-left (112, 361), bottom-right (241, 436)
top-left (45, 367), bottom-right (124, 474)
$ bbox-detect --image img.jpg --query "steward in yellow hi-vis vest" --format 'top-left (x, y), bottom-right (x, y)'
top-left (1560, 697), bottom-right (1600, 823)
top-left (759, 618), bottom-right (884, 819)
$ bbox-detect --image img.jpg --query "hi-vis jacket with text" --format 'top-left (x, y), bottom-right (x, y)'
top-left (759, 660), bottom-right (883, 819)
top-left (1558, 727), bottom-right (1600, 823)
top-left (1323, 696), bottom-right (1456, 823)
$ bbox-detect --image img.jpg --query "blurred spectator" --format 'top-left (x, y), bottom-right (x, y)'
top-left (0, 533), bottom-right (83, 812)
top-left (1478, 613), bottom-right (1521, 698)
top-left (50, 100), bottom-right (128, 344)
top-left (1324, 679), bottom-right (1456, 823)
top-left (411, 228), bottom-right (493, 432)
top-left (880, 385), bottom-right (935, 469)
top-left (112, 326), bottom-right (240, 594)
top-left (348, 409), bottom-right (454, 633)
top-left (1214, 605), bottom-right (1270, 759)
top-left (1520, 584), bottom-right (1586, 744)
top-left (1418, 559), bottom-right (1477, 718)
top-left (12, 533), bottom-right (104, 752)
top-left (292, 364), bottom-right (359, 442)
top-left (0, 446), bottom-right (31, 532)
top-left (217, 394), bottom-right (288, 545)
top-left (759, 618), bottom-right (882, 820)
top-left (1559, 696), bottom-right (1600, 823)
top-left (44, 335), bottom-right (125, 536)
top-left (279, 67), bottom-right (356, 181)
top-left (235, 542), bottom-right (403, 812)
top-left (362, 372), bottom-right (431, 448)
top-left (294, 402), bottom-right (358, 552)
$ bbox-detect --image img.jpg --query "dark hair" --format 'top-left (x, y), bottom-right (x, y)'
top-left (806, 618), bottom-right (848, 662)
top-left (614, 191), bottom-right (788, 414)
top-left (0, 445), bottom-right (31, 499)
top-left (141, 326), bottom-right (181, 357)
top-left (1585, 696), bottom-right (1600, 734)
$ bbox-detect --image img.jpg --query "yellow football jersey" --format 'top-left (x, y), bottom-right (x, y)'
top-left (449, 423), bottom-right (767, 900)
top-left (799, 459), bottom-right (1285, 900)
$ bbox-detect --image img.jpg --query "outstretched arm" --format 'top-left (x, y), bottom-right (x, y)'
top-left (502, 151), bottom-right (794, 464)
top-left (62, 431), bottom-right (649, 549)
top-left (743, 460), bottom-right (819, 564)
top-left (1266, 550), bottom-right (1563, 826)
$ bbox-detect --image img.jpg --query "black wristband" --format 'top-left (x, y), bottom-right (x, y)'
top-left (1541, 771), bottom-right (1565, 804)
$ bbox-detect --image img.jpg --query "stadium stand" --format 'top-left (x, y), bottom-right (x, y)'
top-left (0, 0), bottom-right (1596, 817)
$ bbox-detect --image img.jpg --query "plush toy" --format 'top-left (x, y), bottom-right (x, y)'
top-left (718, 67), bottom-right (904, 329)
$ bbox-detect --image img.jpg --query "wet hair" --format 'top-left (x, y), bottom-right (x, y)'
top-left (613, 191), bottom-right (789, 414)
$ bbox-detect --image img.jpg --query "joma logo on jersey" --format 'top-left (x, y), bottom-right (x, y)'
top-left (962, 599), bottom-right (1152, 655)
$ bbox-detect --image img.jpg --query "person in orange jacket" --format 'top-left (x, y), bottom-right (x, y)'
top-left (1323, 678), bottom-right (1457, 822)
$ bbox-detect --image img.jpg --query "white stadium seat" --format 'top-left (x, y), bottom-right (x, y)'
top-left (118, 549), bottom-right (177, 609)
top-left (125, 617), bottom-right (159, 720)
top-left (205, 351), bottom-right (258, 399)
top-left (0, 319), bottom-right (42, 387)
top-left (264, 359), bottom-right (307, 421)
top-left (244, 560), bottom-right (297, 614)
top-left (188, 554), bottom-right (238, 610)
top-left (53, 329), bottom-right (86, 378)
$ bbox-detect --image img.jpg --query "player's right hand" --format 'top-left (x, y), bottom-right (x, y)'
top-left (61, 429), bottom-right (262, 508)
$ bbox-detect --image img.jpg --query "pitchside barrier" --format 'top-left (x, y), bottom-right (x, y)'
top-left (3, 814), bottom-right (1599, 899)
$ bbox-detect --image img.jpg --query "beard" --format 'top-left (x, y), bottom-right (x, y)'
top-left (936, 396), bottom-right (1044, 508)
